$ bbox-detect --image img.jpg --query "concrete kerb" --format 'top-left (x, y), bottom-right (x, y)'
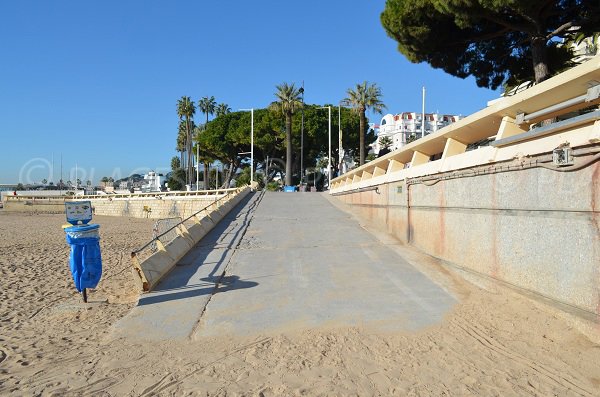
top-left (131, 186), bottom-right (251, 292)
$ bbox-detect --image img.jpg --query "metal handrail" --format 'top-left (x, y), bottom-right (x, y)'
top-left (131, 187), bottom-right (244, 256)
top-left (5, 187), bottom-right (239, 202)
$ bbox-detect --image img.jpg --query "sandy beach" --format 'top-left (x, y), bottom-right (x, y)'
top-left (0, 210), bottom-right (599, 396)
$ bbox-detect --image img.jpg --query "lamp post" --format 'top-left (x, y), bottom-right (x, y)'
top-left (299, 83), bottom-right (305, 185)
top-left (239, 108), bottom-right (254, 188)
top-left (319, 106), bottom-right (332, 187)
top-left (338, 104), bottom-right (343, 175)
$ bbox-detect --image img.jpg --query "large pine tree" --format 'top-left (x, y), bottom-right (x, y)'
top-left (381, 0), bottom-right (600, 89)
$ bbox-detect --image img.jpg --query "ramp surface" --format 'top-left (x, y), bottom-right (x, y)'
top-left (114, 192), bottom-right (456, 340)
top-left (112, 192), bottom-right (261, 340)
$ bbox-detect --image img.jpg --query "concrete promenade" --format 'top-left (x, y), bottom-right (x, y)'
top-left (114, 191), bottom-right (457, 341)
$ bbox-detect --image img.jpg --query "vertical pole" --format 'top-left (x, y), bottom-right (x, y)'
top-left (328, 106), bottom-right (331, 187)
top-left (421, 86), bottom-right (426, 138)
top-left (216, 163), bottom-right (219, 190)
top-left (300, 82), bottom-right (305, 185)
top-left (250, 108), bottom-right (254, 188)
top-left (75, 163), bottom-right (78, 190)
top-left (196, 137), bottom-right (199, 191)
top-left (60, 154), bottom-right (63, 196)
top-left (338, 104), bottom-right (342, 174)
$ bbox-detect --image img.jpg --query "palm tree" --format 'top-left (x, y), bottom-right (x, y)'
top-left (176, 120), bottom-right (187, 171)
top-left (271, 82), bottom-right (302, 186)
top-left (176, 96), bottom-right (196, 184)
top-left (215, 103), bottom-right (231, 117)
top-left (343, 82), bottom-right (386, 166)
top-left (193, 123), bottom-right (211, 189)
top-left (198, 96), bottom-right (217, 124)
top-left (198, 96), bottom-right (217, 185)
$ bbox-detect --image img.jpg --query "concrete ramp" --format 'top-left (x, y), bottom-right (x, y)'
top-left (194, 192), bottom-right (456, 337)
top-left (112, 192), bottom-right (262, 341)
top-left (113, 191), bottom-right (457, 341)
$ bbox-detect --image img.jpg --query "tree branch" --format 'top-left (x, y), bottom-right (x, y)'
top-left (546, 21), bottom-right (577, 39)
top-left (478, 13), bottom-right (535, 35)
top-left (536, 0), bottom-right (555, 14)
top-left (452, 27), bottom-right (511, 45)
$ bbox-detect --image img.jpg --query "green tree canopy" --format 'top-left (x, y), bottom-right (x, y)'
top-left (201, 105), bottom-right (367, 185)
top-left (381, 0), bottom-right (600, 89)
top-left (171, 156), bottom-right (181, 171)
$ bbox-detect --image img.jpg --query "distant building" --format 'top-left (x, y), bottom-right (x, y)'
top-left (142, 171), bottom-right (165, 192)
top-left (99, 181), bottom-right (113, 191)
top-left (373, 112), bottom-right (462, 154)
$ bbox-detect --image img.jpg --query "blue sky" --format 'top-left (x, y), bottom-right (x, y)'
top-left (0, 0), bottom-right (498, 184)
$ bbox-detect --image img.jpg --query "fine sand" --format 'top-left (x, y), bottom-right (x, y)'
top-left (0, 211), bottom-right (599, 396)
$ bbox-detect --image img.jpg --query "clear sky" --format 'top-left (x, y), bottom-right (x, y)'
top-left (0, 0), bottom-right (498, 185)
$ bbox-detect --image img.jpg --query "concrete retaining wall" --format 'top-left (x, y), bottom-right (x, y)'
top-left (2, 195), bottom-right (222, 219)
top-left (90, 197), bottom-right (218, 219)
top-left (335, 155), bottom-right (600, 319)
top-left (131, 187), bottom-right (250, 292)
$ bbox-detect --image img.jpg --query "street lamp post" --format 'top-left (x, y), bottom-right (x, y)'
top-left (239, 108), bottom-right (254, 188)
top-left (338, 104), bottom-right (343, 175)
top-left (299, 83), bottom-right (305, 186)
top-left (319, 106), bottom-right (332, 187)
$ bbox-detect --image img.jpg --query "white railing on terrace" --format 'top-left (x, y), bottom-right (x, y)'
top-left (331, 56), bottom-right (600, 194)
top-left (4, 188), bottom-right (239, 202)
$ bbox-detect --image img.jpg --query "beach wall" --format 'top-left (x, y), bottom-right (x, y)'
top-left (90, 197), bottom-right (218, 219)
top-left (335, 156), bottom-right (599, 318)
top-left (330, 59), bottom-right (600, 324)
top-left (1, 197), bottom-right (66, 213)
top-left (2, 190), bottom-right (237, 219)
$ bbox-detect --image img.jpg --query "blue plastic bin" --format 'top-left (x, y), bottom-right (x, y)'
top-left (64, 224), bottom-right (102, 292)
top-left (283, 185), bottom-right (297, 192)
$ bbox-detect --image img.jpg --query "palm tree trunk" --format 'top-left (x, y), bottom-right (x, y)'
top-left (285, 113), bottom-right (293, 186)
top-left (203, 114), bottom-right (209, 189)
top-left (359, 110), bottom-right (366, 166)
top-left (202, 162), bottom-right (208, 189)
top-left (186, 118), bottom-right (192, 185)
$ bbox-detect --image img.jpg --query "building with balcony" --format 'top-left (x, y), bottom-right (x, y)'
top-left (373, 112), bottom-right (462, 154)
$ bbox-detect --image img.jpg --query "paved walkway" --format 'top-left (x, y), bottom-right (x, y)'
top-left (113, 192), bottom-right (456, 341)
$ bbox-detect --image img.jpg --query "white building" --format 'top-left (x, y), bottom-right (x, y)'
top-left (142, 171), bottom-right (165, 192)
top-left (373, 112), bottom-right (461, 154)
